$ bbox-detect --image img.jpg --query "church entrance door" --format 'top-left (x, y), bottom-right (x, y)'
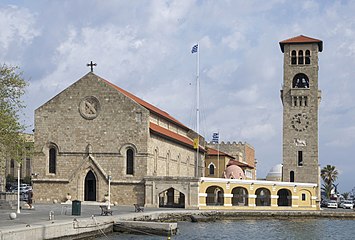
top-left (84, 170), bottom-right (96, 201)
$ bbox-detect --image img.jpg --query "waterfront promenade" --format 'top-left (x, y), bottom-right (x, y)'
top-left (0, 201), bottom-right (192, 239)
top-left (1, 201), bottom-right (355, 240)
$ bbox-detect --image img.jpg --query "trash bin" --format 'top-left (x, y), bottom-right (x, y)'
top-left (72, 200), bottom-right (81, 216)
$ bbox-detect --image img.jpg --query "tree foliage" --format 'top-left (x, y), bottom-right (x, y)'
top-left (0, 64), bottom-right (28, 163)
top-left (320, 165), bottom-right (338, 199)
top-left (342, 192), bottom-right (350, 200)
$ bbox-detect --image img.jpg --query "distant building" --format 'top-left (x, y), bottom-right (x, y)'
top-left (266, 164), bottom-right (282, 182)
top-left (205, 147), bottom-right (255, 180)
top-left (206, 141), bottom-right (256, 180)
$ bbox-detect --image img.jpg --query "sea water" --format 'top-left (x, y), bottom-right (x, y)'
top-left (96, 219), bottom-right (355, 239)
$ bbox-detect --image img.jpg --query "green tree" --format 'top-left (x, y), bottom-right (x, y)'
top-left (321, 182), bottom-right (333, 199)
top-left (320, 165), bottom-right (338, 199)
top-left (0, 64), bottom-right (28, 167)
top-left (342, 192), bottom-right (350, 200)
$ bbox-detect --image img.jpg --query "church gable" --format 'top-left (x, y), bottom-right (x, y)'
top-left (34, 72), bottom-right (150, 154)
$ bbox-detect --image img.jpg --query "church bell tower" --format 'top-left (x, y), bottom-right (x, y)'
top-left (279, 35), bottom-right (323, 184)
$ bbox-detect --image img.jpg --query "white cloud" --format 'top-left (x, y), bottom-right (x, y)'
top-left (2, 0), bottom-right (355, 193)
top-left (0, 4), bottom-right (40, 59)
top-left (222, 23), bottom-right (248, 51)
top-left (240, 123), bottom-right (276, 141)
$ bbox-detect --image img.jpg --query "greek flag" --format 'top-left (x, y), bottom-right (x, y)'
top-left (191, 44), bottom-right (198, 53)
top-left (212, 132), bottom-right (219, 144)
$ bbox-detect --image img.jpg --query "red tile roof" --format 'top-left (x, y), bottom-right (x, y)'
top-left (207, 147), bottom-right (254, 169)
top-left (150, 122), bottom-right (205, 151)
top-left (279, 35), bottom-right (323, 52)
top-left (98, 75), bottom-right (205, 151)
top-left (207, 148), bottom-right (235, 159)
top-left (102, 78), bottom-right (189, 130)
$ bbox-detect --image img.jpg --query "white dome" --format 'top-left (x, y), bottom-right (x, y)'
top-left (266, 164), bottom-right (283, 181)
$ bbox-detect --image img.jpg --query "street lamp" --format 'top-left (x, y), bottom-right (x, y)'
top-left (17, 162), bottom-right (21, 214)
top-left (107, 172), bottom-right (112, 210)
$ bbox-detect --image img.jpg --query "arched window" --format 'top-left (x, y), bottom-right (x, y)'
top-left (292, 73), bottom-right (309, 88)
top-left (290, 171), bottom-right (295, 182)
top-left (298, 50), bottom-right (304, 64)
top-left (49, 147), bottom-right (56, 174)
top-left (166, 152), bottom-right (170, 176)
top-left (291, 50), bottom-right (297, 65)
top-left (298, 151), bottom-right (303, 166)
top-left (305, 50), bottom-right (311, 64)
top-left (154, 149), bottom-right (158, 175)
top-left (209, 164), bottom-right (215, 175)
top-left (126, 149), bottom-right (134, 175)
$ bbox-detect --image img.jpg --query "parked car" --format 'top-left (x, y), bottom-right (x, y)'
top-left (339, 200), bottom-right (353, 209)
top-left (321, 199), bottom-right (329, 208)
top-left (327, 200), bottom-right (338, 208)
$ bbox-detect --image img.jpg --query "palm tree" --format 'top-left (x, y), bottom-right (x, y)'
top-left (342, 192), bottom-right (350, 200)
top-left (321, 183), bottom-right (333, 199)
top-left (321, 165), bottom-right (338, 199)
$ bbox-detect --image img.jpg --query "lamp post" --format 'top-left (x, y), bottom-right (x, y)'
top-left (108, 172), bottom-right (112, 210)
top-left (17, 162), bottom-right (21, 214)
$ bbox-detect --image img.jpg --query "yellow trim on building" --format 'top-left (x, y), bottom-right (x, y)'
top-left (198, 177), bottom-right (319, 210)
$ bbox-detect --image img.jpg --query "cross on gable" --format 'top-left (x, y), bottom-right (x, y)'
top-left (87, 61), bottom-right (97, 72)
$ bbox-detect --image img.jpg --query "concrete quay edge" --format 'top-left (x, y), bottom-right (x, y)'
top-left (1, 203), bottom-right (355, 240)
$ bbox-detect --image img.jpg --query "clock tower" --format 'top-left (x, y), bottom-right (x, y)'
top-left (279, 35), bottom-right (323, 184)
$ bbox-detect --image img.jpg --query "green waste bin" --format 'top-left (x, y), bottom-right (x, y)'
top-left (72, 200), bottom-right (81, 216)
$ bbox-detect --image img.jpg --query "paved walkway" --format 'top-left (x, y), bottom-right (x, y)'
top-left (0, 201), bottom-right (172, 230)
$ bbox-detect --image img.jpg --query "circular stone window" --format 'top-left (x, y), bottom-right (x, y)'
top-left (79, 96), bottom-right (101, 120)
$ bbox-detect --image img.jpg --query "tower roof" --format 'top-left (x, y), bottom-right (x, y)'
top-left (279, 35), bottom-right (323, 52)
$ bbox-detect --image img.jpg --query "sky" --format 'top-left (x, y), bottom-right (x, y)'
top-left (1, 0), bottom-right (354, 194)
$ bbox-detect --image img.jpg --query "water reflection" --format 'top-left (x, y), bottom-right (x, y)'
top-left (96, 219), bottom-right (355, 240)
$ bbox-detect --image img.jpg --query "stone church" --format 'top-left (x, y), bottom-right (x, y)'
top-left (32, 72), bottom-right (204, 208)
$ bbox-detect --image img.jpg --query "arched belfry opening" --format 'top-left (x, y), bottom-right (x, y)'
top-left (292, 73), bottom-right (309, 88)
top-left (84, 170), bottom-right (96, 201)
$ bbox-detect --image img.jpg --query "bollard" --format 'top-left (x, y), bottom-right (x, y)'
top-left (49, 211), bottom-right (54, 220)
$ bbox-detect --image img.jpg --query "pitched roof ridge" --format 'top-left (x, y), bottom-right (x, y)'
top-left (100, 77), bottom-right (189, 130)
top-left (279, 35), bottom-right (323, 52)
top-left (207, 147), bottom-right (234, 159)
top-left (150, 122), bottom-right (194, 148)
top-left (280, 35), bottom-right (322, 43)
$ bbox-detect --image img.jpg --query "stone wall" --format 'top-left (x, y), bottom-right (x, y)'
top-left (33, 73), bottom-right (201, 205)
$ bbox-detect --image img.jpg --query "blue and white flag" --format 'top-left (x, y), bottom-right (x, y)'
top-left (212, 132), bottom-right (219, 144)
top-left (191, 44), bottom-right (198, 53)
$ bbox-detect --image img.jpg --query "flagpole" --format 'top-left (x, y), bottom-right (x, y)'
top-left (217, 131), bottom-right (220, 177)
top-left (196, 42), bottom-right (200, 178)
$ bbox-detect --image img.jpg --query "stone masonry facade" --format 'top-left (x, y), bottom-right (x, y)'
top-left (33, 73), bottom-right (203, 207)
top-left (280, 37), bottom-right (322, 185)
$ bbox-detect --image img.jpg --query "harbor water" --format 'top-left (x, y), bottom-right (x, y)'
top-left (96, 218), bottom-right (355, 239)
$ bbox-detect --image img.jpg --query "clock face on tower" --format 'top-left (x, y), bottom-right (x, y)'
top-left (291, 113), bottom-right (309, 132)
